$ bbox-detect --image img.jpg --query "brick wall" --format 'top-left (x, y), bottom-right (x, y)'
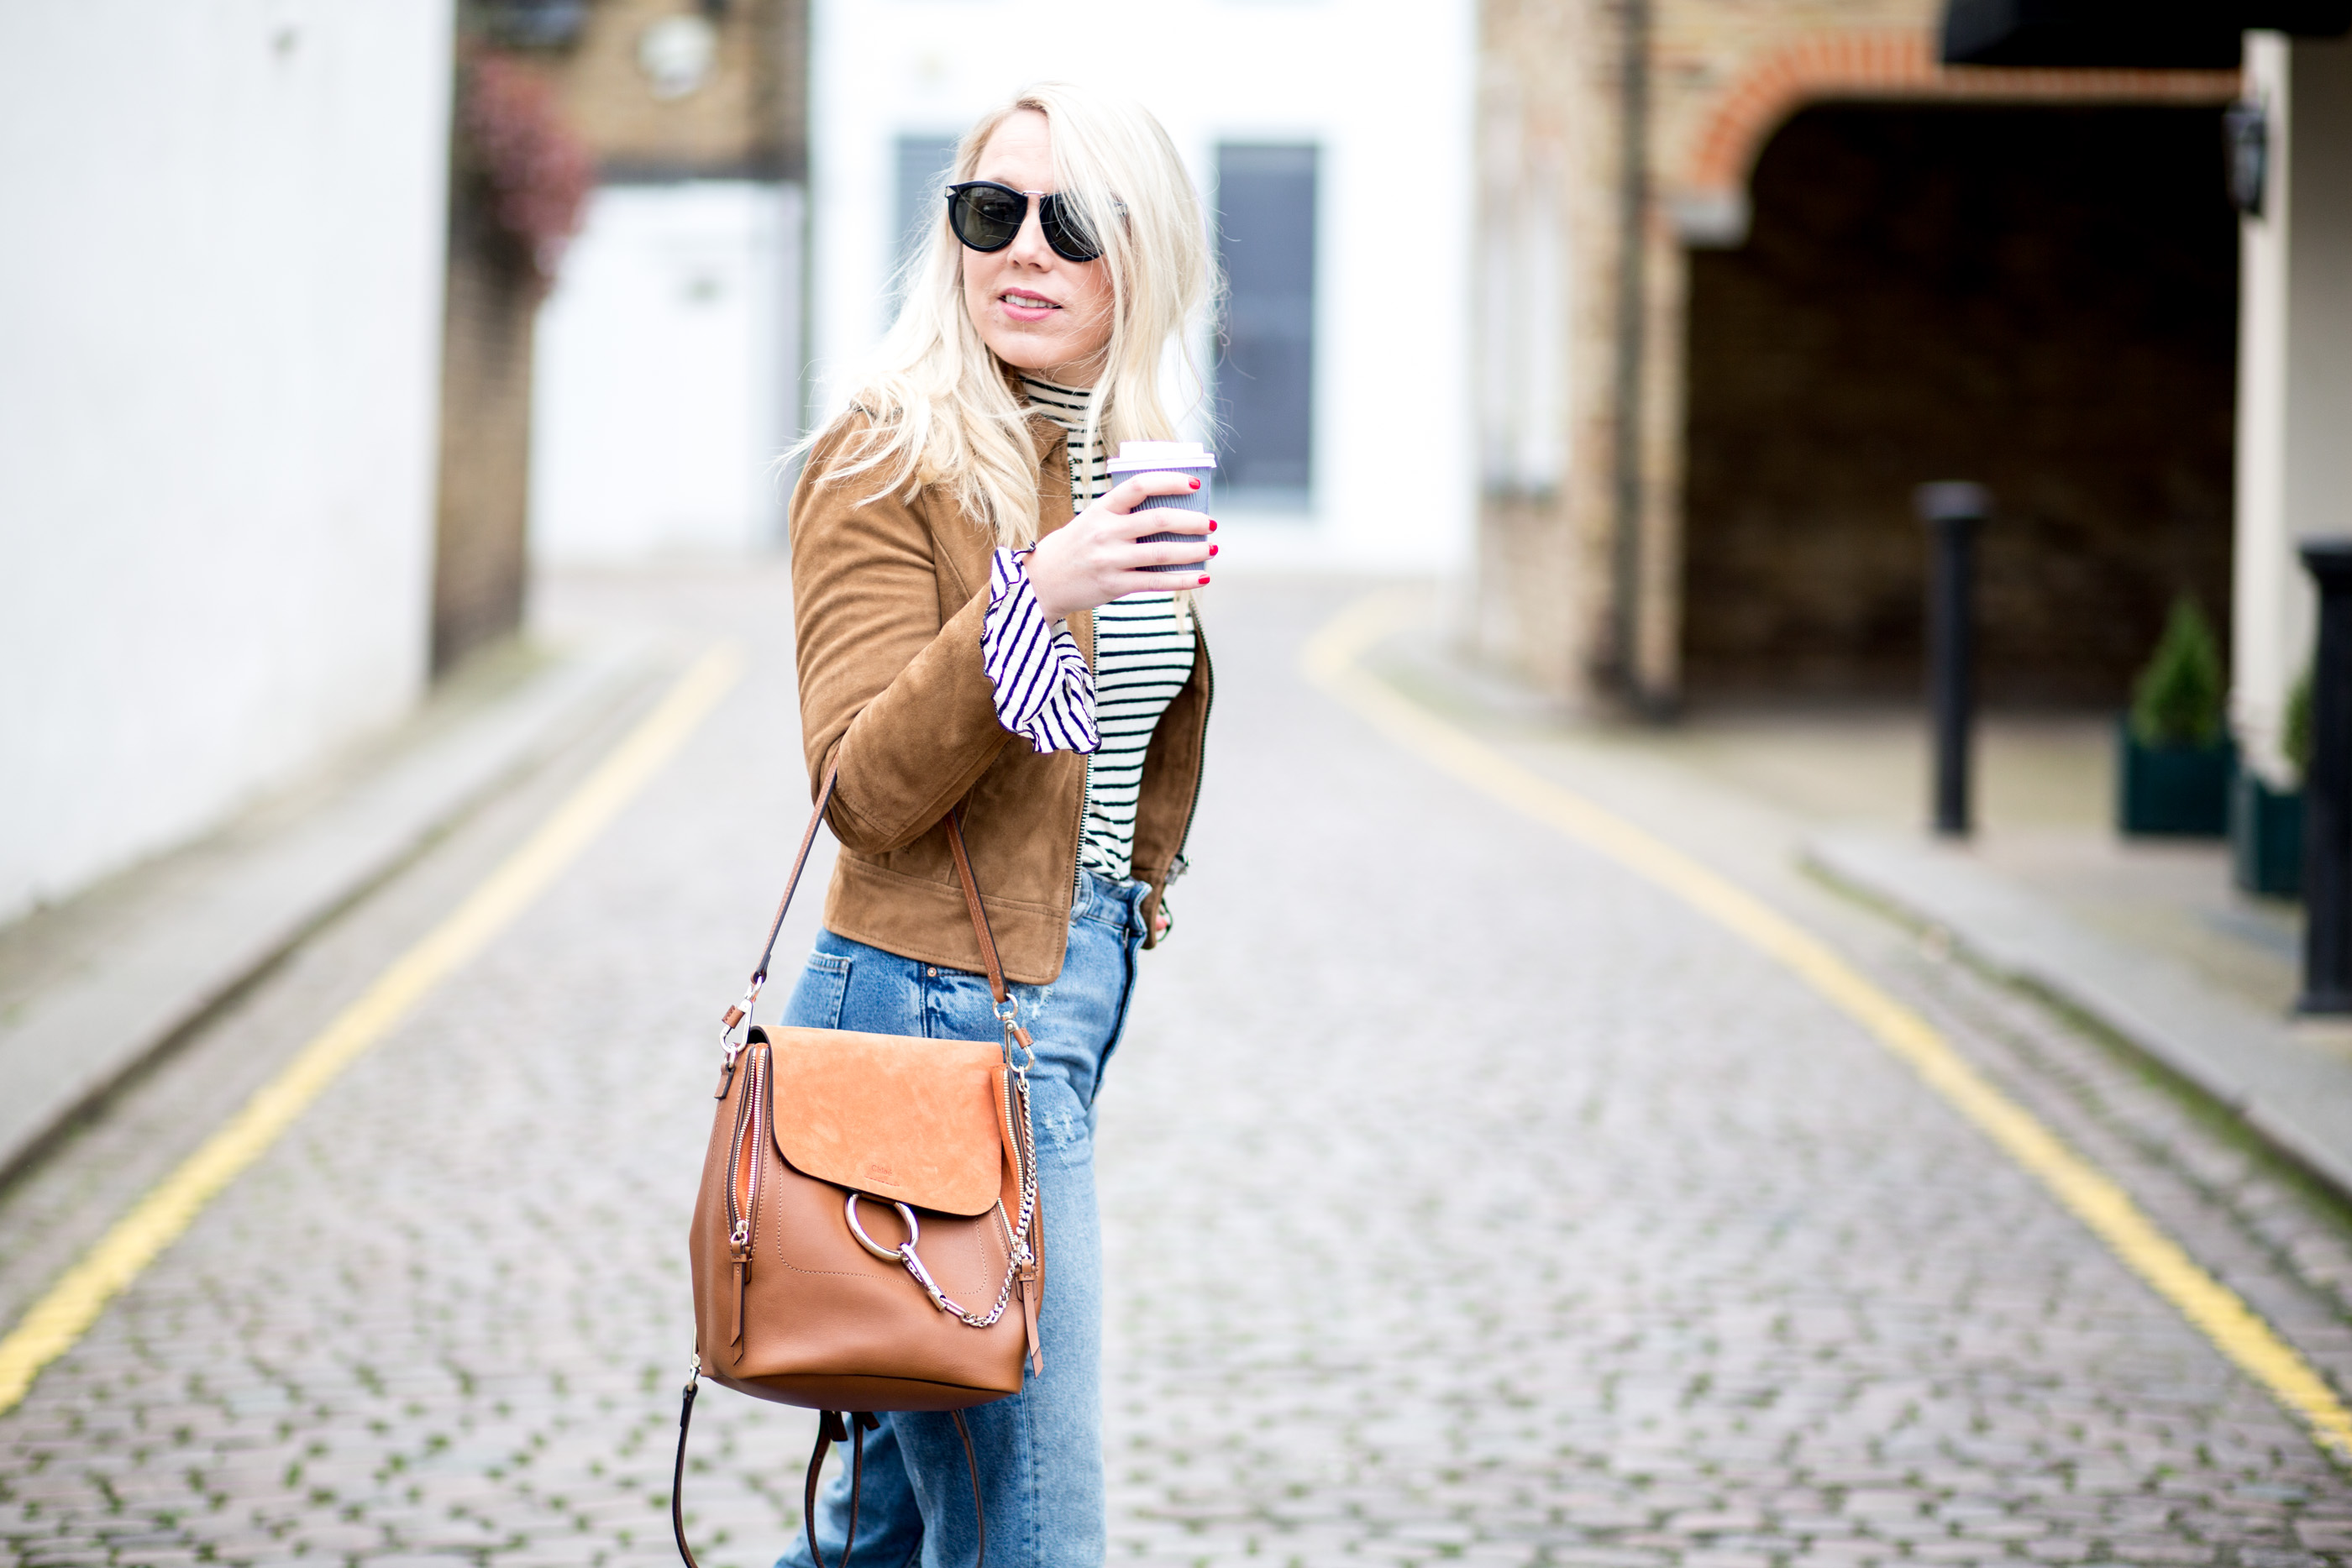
top-left (1474, 0), bottom-right (2240, 709)
top-left (542, 0), bottom-right (801, 176)
top-left (1472, 0), bottom-right (1625, 700)
top-left (428, 0), bottom-right (804, 674)
top-left (431, 215), bottom-right (538, 675)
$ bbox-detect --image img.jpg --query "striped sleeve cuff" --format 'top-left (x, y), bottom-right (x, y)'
top-left (982, 548), bottom-right (1099, 754)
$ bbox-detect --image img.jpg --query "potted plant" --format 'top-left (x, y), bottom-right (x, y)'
top-left (2118, 597), bottom-right (2234, 836)
top-left (454, 52), bottom-right (596, 296)
top-left (2234, 668), bottom-right (2307, 897)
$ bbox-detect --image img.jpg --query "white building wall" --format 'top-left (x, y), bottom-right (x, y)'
top-left (807, 0), bottom-right (1478, 573)
top-left (531, 181), bottom-right (802, 564)
top-left (0, 0), bottom-right (454, 921)
top-left (2234, 31), bottom-right (2352, 784)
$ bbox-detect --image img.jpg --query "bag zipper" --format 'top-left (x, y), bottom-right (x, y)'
top-left (723, 1046), bottom-right (766, 1347)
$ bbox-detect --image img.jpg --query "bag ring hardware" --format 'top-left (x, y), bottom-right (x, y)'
top-left (844, 1192), bottom-right (920, 1262)
top-left (719, 978), bottom-right (763, 1058)
top-left (845, 1193), bottom-right (981, 1319)
top-left (994, 999), bottom-right (1036, 1072)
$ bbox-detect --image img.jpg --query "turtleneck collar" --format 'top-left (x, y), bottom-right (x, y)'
top-left (1016, 374), bottom-right (1100, 434)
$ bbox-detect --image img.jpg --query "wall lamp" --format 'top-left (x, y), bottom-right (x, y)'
top-left (474, 0), bottom-right (591, 50)
top-left (2224, 99), bottom-right (2269, 218)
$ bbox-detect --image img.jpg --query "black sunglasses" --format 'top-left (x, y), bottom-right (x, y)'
top-left (945, 180), bottom-right (1110, 264)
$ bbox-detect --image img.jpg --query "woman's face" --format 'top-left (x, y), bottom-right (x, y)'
top-left (959, 109), bottom-right (1115, 386)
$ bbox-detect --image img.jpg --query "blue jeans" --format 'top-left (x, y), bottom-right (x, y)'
top-left (773, 871), bottom-right (1151, 1568)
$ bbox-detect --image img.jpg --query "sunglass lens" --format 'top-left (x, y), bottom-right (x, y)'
top-left (1039, 197), bottom-right (1100, 263)
top-left (951, 186), bottom-right (1024, 250)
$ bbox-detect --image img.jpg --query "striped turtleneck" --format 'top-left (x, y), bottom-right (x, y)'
top-left (975, 375), bottom-right (1198, 885)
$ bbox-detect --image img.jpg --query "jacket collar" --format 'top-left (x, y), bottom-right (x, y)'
top-left (1026, 410), bottom-right (1063, 464)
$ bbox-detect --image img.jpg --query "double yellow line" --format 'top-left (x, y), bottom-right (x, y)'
top-left (1303, 592), bottom-right (2352, 1465)
top-left (10, 598), bottom-right (2349, 1471)
top-left (0, 645), bottom-right (745, 1416)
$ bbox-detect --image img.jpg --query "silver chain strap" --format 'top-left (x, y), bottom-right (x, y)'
top-left (924, 1066), bottom-right (1036, 1329)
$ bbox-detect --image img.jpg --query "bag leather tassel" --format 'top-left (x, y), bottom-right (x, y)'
top-left (671, 1368), bottom-right (700, 1568)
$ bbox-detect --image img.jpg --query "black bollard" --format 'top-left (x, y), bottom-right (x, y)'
top-left (1916, 483), bottom-right (1989, 838)
top-left (2298, 540), bottom-right (2352, 1015)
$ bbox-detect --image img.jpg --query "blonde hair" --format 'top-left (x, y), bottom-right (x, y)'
top-left (800, 83), bottom-right (1213, 548)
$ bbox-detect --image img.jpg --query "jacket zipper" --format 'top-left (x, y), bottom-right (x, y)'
top-left (1070, 608), bottom-right (1215, 905)
top-left (1070, 744), bottom-right (1095, 902)
top-left (1165, 622), bottom-right (1215, 884)
top-left (1068, 598), bottom-right (1097, 901)
top-left (1066, 435), bottom-right (1095, 904)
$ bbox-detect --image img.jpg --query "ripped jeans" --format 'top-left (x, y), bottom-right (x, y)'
top-left (771, 870), bottom-right (1151, 1568)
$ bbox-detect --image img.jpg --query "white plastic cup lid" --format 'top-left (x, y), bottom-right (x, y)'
top-left (1106, 440), bottom-right (1216, 471)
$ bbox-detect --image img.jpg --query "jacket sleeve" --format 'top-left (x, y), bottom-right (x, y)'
top-left (789, 417), bottom-right (1018, 853)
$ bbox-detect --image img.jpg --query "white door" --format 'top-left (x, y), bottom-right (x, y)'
top-left (530, 179), bottom-right (801, 564)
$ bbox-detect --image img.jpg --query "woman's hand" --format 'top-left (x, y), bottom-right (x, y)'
top-left (1023, 472), bottom-right (1215, 623)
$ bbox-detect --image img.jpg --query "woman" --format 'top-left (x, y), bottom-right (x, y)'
top-left (774, 82), bottom-right (1215, 1568)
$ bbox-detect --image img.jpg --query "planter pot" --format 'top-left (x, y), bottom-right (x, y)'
top-left (2232, 771), bottom-right (2304, 899)
top-left (2116, 718), bottom-right (2234, 837)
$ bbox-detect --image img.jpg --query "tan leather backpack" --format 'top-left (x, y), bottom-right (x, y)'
top-left (672, 767), bottom-right (1040, 1568)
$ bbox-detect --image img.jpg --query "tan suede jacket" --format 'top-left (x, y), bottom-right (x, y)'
top-left (787, 407), bottom-right (1212, 985)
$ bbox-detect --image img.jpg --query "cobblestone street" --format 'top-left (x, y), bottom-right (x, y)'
top-left (7, 571), bottom-right (2352, 1568)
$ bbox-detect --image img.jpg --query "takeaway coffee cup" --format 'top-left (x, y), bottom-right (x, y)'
top-left (1107, 441), bottom-right (1215, 574)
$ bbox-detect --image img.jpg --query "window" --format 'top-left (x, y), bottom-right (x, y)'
top-left (1215, 144), bottom-right (1318, 503)
top-left (893, 134), bottom-right (959, 293)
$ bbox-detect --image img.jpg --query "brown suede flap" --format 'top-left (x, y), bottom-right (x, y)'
top-left (767, 1029), bottom-right (1005, 1217)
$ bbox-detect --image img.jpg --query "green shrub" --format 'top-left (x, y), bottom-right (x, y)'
top-left (2286, 665), bottom-right (2313, 784)
top-left (2129, 596), bottom-right (2226, 748)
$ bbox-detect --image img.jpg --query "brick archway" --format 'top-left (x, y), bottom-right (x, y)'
top-left (1677, 98), bottom-right (2243, 703)
top-left (1667, 29), bottom-right (2240, 243)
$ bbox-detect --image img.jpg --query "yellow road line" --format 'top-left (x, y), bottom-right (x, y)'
top-left (0, 643), bottom-right (747, 1417)
top-left (1303, 591), bottom-right (2352, 1464)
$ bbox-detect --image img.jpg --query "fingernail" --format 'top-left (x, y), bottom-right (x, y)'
top-left (1210, 544), bottom-right (1219, 556)
top-left (1209, 520), bottom-right (1218, 532)
top-left (1189, 479), bottom-right (1200, 490)
top-left (1198, 575), bottom-right (1211, 585)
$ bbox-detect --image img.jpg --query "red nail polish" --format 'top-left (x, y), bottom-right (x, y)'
top-left (1209, 520), bottom-right (1218, 532)
top-left (1189, 478), bottom-right (1200, 490)
top-left (1210, 544), bottom-right (1219, 556)
top-left (1198, 575), bottom-right (1210, 585)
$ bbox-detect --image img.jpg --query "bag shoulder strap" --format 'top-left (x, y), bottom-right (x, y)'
top-left (724, 761), bottom-right (1019, 1035)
